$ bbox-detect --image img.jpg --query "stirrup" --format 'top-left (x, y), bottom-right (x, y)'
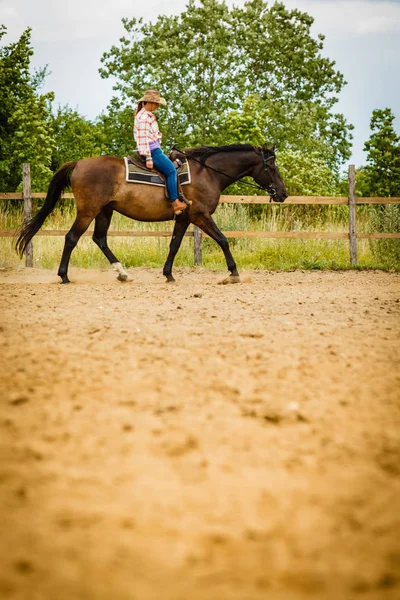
top-left (178, 192), bottom-right (192, 207)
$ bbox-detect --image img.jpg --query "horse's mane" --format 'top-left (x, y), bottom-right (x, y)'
top-left (185, 144), bottom-right (257, 162)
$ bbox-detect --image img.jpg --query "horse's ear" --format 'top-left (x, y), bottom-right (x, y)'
top-left (263, 142), bottom-right (276, 153)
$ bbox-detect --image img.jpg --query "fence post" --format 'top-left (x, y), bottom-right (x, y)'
top-left (23, 163), bottom-right (33, 267)
top-left (348, 164), bottom-right (357, 265)
top-left (193, 225), bottom-right (203, 266)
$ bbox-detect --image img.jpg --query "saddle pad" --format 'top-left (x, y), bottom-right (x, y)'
top-left (124, 156), bottom-right (191, 187)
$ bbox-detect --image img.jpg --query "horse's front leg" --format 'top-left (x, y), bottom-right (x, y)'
top-left (191, 213), bottom-right (240, 283)
top-left (163, 213), bottom-right (190, 282)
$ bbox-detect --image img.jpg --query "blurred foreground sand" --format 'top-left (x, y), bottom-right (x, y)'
top-left (0, 267), bottom-right (399, 600)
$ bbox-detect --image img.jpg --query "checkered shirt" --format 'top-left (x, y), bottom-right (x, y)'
top-left (134, 108), bottom-right (162, 158)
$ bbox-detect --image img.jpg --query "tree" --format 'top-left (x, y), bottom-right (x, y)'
top-left (100, 0), bottom-right (236, 149)
top-left (230, 0), bottom-right (352, 167)
top-left (360, 109), bottom-right (400, 267)
top-left (50, 105), bottom-right (105, 170)
top-left (7, 91), bottom-right (55, 191)
top-left (219, 95), bottom-right (339, 196)
top-left (363, 108), bottom-right (400, 197)
top-left (0, 26), bottom-right (54, 191)
top-left (96, 97), bottom-right (135, 158)
top-left (221, 94), bottom-right (348, 172)
top-left (100, 0), bottom-right (353, 171)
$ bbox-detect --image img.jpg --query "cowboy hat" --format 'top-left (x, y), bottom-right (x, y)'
top-left (138, 90), bottom-right (167, 105)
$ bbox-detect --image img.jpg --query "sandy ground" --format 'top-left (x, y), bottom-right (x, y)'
top-left (0, 266), bottom-right (399, 600)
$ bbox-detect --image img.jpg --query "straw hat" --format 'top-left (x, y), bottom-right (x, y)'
top-left (138, 90), bottom-right (167, 105)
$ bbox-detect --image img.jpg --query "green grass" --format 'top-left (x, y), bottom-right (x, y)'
top-left (1, 202), bottom-right (399, 272)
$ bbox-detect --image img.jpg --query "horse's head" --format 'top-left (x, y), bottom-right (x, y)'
top-left (253, 145), bottom-right (288, 203)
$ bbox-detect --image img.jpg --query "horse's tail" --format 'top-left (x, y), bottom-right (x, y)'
top-left (16, 161), bottom-right (78, 257)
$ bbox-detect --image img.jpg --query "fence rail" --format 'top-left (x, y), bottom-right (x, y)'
top-left (2, 192), bottom-right (400, 204)
top-left (1, 164), bottom-right (399, 267)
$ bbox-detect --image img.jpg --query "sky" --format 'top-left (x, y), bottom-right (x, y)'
top-left (1, 0), bottom-right (400, 166)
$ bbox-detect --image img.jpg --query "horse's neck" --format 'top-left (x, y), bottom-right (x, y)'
top-left (207, 152), bottom-right (257, 191)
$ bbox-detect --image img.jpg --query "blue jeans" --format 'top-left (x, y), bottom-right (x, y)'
top-left (151, 148), bottom-right (178, 201)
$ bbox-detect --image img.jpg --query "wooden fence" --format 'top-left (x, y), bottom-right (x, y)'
top-left (0, 164), bottom-right (399, 267)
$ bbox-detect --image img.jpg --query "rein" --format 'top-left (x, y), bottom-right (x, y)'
top-left (171, 145), bottom-right (277, 199)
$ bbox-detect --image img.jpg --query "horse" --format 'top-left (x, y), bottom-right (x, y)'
top-left (16, 143), bottom-right (287, 284)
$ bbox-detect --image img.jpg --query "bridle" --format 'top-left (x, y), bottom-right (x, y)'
top-left (171, 145), bottom-right (279, 201)
top-left (259, 149), bottom-right (278, 200)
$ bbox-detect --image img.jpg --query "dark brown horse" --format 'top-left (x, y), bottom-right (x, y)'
top-left (16, 144), bottom-right (287, 283)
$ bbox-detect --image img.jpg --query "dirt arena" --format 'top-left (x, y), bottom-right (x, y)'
top-left (0, 267), bottom-right (399, 600)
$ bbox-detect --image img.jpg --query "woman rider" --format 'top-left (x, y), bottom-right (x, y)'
top-left (134, 90), bottom-right (187, 215)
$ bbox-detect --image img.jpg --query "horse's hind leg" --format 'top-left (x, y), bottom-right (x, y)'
top-left (163, 213), bottom-right (190, 282)
top-left (192, 213), bottom-right (240, 282)
top-left (92, 206), bottom-right (128, 281)
top-left (58, 213), bottom-right (95, 284)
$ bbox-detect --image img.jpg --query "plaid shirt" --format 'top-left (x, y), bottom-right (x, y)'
top-left (134, 108), bottom-right (162, 158)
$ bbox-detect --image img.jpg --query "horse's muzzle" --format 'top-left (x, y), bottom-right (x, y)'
top-left (270, 192), bottom-right (288, 203)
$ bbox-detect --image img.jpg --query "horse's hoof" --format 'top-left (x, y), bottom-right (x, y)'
top-left (218, 275), bottom-right (241, 285)
top-left (112, 262), bottom-right (128, 281)
top-left (59, 276), bottom-right (70, 284)
top-left (165, 275), bottom-right (175, 283)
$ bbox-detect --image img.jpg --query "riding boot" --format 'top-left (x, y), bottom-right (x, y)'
top-left (171, 198), bottom-right (188, 215)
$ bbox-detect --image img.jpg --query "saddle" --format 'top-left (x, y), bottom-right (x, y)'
top-left (124, 152), bottom-right (191, 199)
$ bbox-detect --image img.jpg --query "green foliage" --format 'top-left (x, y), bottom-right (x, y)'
top-left (222, 95), bottom-right (350, 177)
top-left (276, 150), bottom-right (338, 196)
top-left (353, 167), bottom-right (370, 197)
top-left (0, 27), bottom-right (110, 191)
top-left (363, 108), bottom-right (400, 197)
top-left (0, 26), bottom-right (55, 191)
top-left (358, 108), bottom-right (400, 268)
top-left (229, 1), bottom-right (353, 168)
top-left (100, 0), bottom-right (353, 175)
top-left (2, 1), bottom-right (354, 199)
top-left (366, 204), bottom-right (400, 270)
top-left (220, 96), bottom-right (341, 221)
top-left (8, 92), bottom-right (55, 191)
top-left (219, 96), bottom-right (267, 147)
top-left (96, 97), bottom-right (134, 157)
top-left (100, 0), bottom-right (236, 148)
top-left (232, 0), bottom-right (343, 103)
top-left (50, 105), bottom-right (105, 169)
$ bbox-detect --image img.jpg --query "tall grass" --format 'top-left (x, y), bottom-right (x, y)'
top-left (366, 204), bottom-right (400, 268)
top-left (1, 201), bottom-right (399, 271)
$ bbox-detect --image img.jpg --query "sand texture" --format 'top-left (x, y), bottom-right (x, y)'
top-left (0, 267), bottom-right (399, 600)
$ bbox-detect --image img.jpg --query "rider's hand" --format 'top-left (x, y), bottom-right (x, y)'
top-left (146, 160), bottom-right (153, 170)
